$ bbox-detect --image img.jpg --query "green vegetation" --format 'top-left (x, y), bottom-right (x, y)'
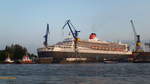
top-left (0, 44), bottom-right (37, 62)
top-left (0, 50), bottom-right (6, 62)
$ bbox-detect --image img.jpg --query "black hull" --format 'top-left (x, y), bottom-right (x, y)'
top-left (131, 52), bottom-right (150, 63)
top-left (38, 51), bottom-right (130, 63)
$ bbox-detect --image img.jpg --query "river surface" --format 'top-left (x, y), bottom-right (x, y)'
top-left (0, 63), bottom-right (150, 84)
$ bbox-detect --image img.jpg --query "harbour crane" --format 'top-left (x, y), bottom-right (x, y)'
top-left (62, 19), bottom-right (80, 57)
top-left (130, 20), bottom-right (143, 52)
top-left (62, 20), bottom-right (80, 40)
top-left (43, 24), bottom-right (50, 47)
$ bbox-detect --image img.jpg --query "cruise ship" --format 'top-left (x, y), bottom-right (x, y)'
top-left (37, 32), bottom-right (132, 63)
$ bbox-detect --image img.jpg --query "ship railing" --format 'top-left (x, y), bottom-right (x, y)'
top-left (37, 47), bottom-right (54, 51)
top-left (66, 58), bottom-right (87, 61)
top-left (78, 49), bottom-right (132, 55)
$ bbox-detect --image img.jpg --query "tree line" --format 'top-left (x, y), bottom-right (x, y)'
top-left (0, 44), bottom-right (37, 62)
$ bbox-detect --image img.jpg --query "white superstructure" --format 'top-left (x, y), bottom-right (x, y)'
top-left (38, 34), bottom-right (132, 55)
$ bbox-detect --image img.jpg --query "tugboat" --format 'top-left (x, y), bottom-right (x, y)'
top-left (4, 55), bottom-right (14, 64)
top-left (20, 55), bottom-right (33, 64)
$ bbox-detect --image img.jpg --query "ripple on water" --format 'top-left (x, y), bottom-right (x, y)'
top-left (0, 63), bottom-right (150, 84)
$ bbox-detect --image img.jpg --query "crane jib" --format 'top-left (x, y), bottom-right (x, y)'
top-left (62, 19), bottom-right (80, 39)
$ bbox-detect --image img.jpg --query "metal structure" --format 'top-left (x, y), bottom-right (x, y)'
top-left (62, 20), bottom-right (80, 39)
top-left (145, 42), bottom-right (150, 52)
top-left (130, 20), bottom-right (143, 52)
top-left (62, 20), bottom-right (80, 57)
top-left (43, 24), bottom-right (50, 47)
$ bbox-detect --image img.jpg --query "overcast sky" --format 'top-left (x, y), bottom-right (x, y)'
top-left (0, 0), bottom-right (150, 54)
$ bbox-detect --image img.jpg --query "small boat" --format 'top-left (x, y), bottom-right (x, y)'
top-left (20, 55), bottom-right (33, 64)
top-left (4, 56), bottom-right (14, 64)
top-left (103, 58), bottom-right (118, 64)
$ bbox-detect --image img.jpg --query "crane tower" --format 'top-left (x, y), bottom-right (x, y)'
top-left (130, 20), bottom-right (143, 52)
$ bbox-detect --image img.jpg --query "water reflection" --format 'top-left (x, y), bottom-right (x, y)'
top-left (0, 63), bottom-right (149, 84)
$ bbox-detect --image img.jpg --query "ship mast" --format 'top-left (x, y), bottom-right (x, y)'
top-left (43, 24), bottom-right (50, 47)
top-left (62, 20), bottom-right (80, 58)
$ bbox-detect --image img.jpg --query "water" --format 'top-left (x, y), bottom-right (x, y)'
top-left (0, 63), bottom-right (150, 84)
